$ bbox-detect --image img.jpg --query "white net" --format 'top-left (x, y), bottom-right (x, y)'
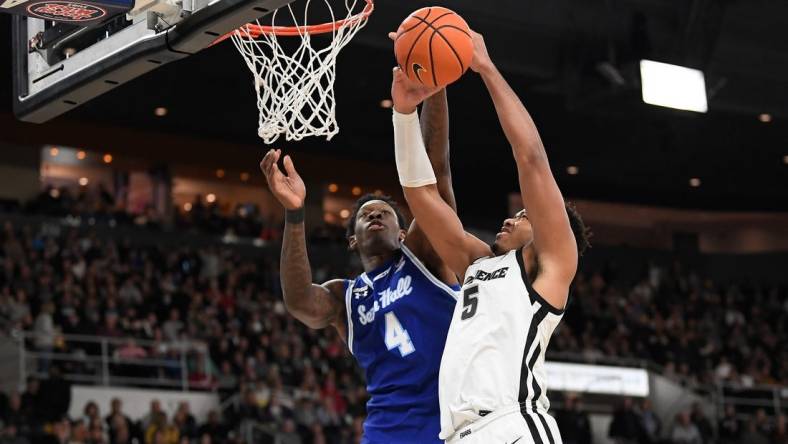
top-left (230, 0), bottom-right (372, 144)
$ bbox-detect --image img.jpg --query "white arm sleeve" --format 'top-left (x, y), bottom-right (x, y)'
top-left (393, 109), bottom-right (437, 188)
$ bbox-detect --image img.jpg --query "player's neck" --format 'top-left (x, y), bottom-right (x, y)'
top-left (359, 249), bottom-right (398, 274)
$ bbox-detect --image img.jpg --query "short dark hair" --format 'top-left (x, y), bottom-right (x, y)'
top-left (346, 193), bottom-right (407, 238)
top-left (565, 201), bottom-right (591, 256)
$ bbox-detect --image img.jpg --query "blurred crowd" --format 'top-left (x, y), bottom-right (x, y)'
top-left (552, 261), bottom-right (787, 388)
top-left (16, 185), bottom-right (283, 240)
top-left (1, 193), bottom-right (787, 444)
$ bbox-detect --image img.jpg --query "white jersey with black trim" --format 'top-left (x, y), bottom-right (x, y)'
top-left (438, 248), bottom-right (565, 443)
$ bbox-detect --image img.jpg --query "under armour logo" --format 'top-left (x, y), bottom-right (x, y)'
top-left (353, 286), bottom-right (370, 299)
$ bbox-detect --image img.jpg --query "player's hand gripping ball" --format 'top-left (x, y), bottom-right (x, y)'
top-left (394, 6), bottom-right (473, 88)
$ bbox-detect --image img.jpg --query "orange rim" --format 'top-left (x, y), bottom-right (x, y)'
top-left (213, 0), bottom-right (373, 45)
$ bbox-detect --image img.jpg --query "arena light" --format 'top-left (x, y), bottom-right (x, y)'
top-left (352, 186), bottom-right (362, 196)
top-left (206, 193), bottom-right (216, 203)
top-left (154, 107), bottom-right (168, 117)
top-left (640, 60), bottom-right (707, 113)
top-left (380, 99), bottom-right (393, 109)
top-left (78, 177), bottom-right (89, 186)
top-left (216, 169), bottom-right (225, 179)
top-left (567, 166), bottom-right (579, 175)
top-left (49, 147), bottom-right (59, 157)
top-left (240, 172), bottom-right (250, 182)
top-left (328, 183), bottom-right (339, 193)
top-left (103, 154), bottom-right (113, 164)
top-left (783, 155), bottom-right (788, 165)
top-left (76, 150), bottom-right (87, 160)
top-left (689, 177), bottom-right (701, 187)
top-left (340, 209), bottom-right (350, 219)
top-left (759, 113), bottom-right (772, 123)
top-left (184, 202), bottom-right (193, 212)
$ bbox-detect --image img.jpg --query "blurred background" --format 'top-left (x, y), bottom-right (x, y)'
top-left (1, 0), bottom-right (787, 443)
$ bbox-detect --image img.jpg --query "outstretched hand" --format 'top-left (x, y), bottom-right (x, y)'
top-left (260, 149), bottom-right (306, 210)
top-left (388, 31), bottom-right (442, 114)
top-left (469, 30), bottom-right (494, 74)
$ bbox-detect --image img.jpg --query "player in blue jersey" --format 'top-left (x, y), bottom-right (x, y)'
top-left (259, 90), bottom-right (459, 443)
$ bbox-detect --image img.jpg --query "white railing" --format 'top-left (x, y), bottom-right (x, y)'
top-left (715, 381), bottom-right (788, 419)
top-left (12, 330), bottom-right (217, 392)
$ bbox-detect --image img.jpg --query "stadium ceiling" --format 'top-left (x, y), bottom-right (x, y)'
top-left (1, 0), bottom-right (786, 218)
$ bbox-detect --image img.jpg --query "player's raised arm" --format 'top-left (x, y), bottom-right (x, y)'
top-left (471, 32), bottom-right (578, 299)
top-left (260, 150), bottom-right (346, 333)
top-left (385, 32), bottom-right (457, 285)
top-left (390, 68), bottom-right (491, 277)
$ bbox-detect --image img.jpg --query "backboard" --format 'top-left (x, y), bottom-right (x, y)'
top-left (10, 0), bottom-right (294, 122)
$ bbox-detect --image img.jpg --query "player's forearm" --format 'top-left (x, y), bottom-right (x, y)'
top-left (421, 89), bottom-right (450, 176)
top-left (280, 211), bottom-right (317, 317)
top-left (421, 89), bottom-right (457, 211)
top-left (478, 64), bottom-right (548, 166)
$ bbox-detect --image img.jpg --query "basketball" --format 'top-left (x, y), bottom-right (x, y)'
top-left (394, 6), bottom-right (473, 88)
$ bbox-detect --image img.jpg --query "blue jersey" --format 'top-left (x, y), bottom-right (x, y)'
top-left (344, 244), bottom-right (458, 443)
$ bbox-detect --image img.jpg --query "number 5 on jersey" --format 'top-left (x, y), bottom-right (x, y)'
top-left (461, 285), bottom-right (479, 320)
top-left (384, 312), bottom-right (415, 357)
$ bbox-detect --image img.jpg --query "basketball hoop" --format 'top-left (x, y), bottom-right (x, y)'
top-left (216, 0), bottom-right (374, 144)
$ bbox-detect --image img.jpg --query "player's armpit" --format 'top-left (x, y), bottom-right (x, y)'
top-left (531, 269), bottom-right (570, 312)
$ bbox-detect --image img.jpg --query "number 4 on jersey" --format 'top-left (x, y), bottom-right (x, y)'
top-left (384, 312), bottom-right (415, 357)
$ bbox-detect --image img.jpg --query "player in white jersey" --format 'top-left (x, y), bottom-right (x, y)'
top-left (389, 30), bottom-right (591, 444)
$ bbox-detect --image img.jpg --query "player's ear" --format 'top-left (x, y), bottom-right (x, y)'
top-left (348, 235), bottom-right (358, 251)
top-left (398, 229), bottom-right (407, 242)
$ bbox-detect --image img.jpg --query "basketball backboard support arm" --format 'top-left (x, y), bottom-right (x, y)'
top-left (12, 0), bottom-right (293, 123)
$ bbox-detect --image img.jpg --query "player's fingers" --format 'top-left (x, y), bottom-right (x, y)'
top-left (393, 66), bottom-right (406, 82)
top-left (388, 32), bottom-right (397, 41)
top-left (283, 155), bottom-right (299, 178)
top-left (268, 162), bottom-right (284, 183)
top-left (260, 150), bottom-right (275, 176)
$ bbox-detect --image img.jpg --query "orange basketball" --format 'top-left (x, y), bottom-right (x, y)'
top-left (394, 7), bottom-right (473, 88)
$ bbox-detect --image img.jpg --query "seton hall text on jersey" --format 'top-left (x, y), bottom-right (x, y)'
top-left (357, 275), bottom-right (414, 325)
top-left (464, 266), bottom-right (509, 285)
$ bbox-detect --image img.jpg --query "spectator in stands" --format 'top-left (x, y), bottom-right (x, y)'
top-left (140, 400), bottom-right (162, 434)
top-left (609, 398), bottom-right (642, 444)
top-left (162, 310), bottom-right (183, 342)
top-left (70, 419), bottom-right (89, 443)
top-left (88, 419), bottom-right (108, 444)
top-left (689, 402), bottom-right (712, 444)
top-left (104, 398), bottom-right (134, 444)
top-left (19, 378), bottom-right (38, 421)
top-left (145, 412), bottom-right (178, 444)
top-left (172, 402), bottom-right (197, 441)
top-left (717, 405), bottom-right (740, 444)
top-left (49, 417), bottom-right (71, 444)
top-left (81, 402), bottom-right (101, 430)
top-left (671, 411), bottom-right (702, 444)
top-left (1, 391), bottom-right (29, 440)
top-left (637, 399), bottom-right (660, 444)
top-left (2, 287), bottom-right (31, 330)
top-left (235, 390), bottom-right (265, 426)
top-left (33, 302), bottom-right (56, 372)
top-left (741, 418), bottom-right (770, 444)
top-left (555, 394), bottom-right (592, 444)
top-left (275, 418), bottom-right (302, 444)
top-left (196, 411), bottom-right (225, 444)
top-left (773, 415), bottom-right (788, 444)
top-left (755, 408), bottom-right (774, 437)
